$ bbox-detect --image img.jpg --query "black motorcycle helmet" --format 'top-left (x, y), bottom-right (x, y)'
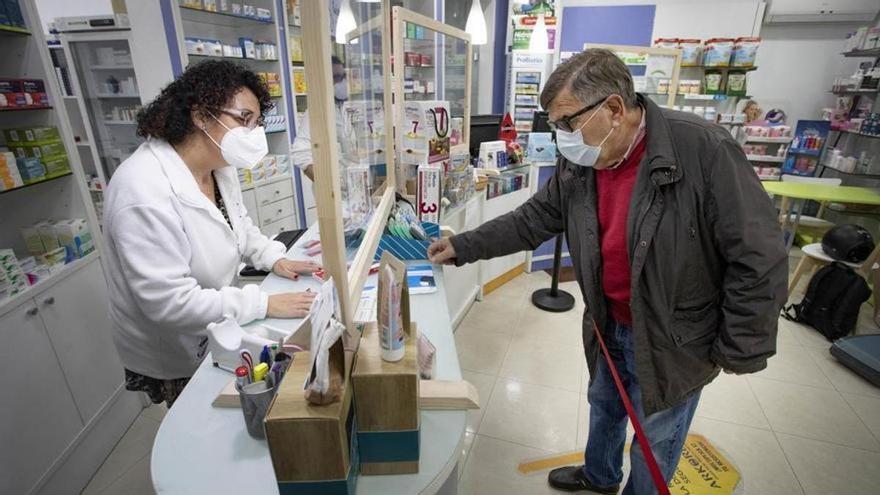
top-left (821, 224), bottom-right (875, 263)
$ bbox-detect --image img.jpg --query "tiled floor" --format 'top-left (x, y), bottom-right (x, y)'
top-left (82, 250), bottom-right (880, 494)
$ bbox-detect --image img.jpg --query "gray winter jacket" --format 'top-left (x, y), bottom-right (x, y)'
top-left (450, 95), bottom-right (788, 415)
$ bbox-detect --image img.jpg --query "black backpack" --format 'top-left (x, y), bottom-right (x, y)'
top-left (783, 262), bottom-right (872, 341)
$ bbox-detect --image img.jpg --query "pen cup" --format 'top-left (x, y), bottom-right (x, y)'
top-left (237, 381), bottom-right (275, 439)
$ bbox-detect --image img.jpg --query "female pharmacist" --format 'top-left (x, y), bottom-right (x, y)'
top-left (102, 60), bottom-right (319, 407)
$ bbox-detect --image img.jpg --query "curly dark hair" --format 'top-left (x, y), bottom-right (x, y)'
top-left (136, 60), bottom-right (274, 145)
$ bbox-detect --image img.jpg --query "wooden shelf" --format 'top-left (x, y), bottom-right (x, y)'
top-left (0, 171), bottom-right (73, 196)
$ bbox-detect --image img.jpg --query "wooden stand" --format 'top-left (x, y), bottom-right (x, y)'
top-left (351, 322), bottom-right (420, 475)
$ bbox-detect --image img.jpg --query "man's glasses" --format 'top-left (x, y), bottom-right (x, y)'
top-left (547, 98), bottom-right (606, 133)
top-left (220, 108), bottom-right (265, 130)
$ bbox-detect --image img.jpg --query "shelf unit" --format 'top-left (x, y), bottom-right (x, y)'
top-left (745, 136), bottom-right (793, 144)
top-left (746, 154), bottom-right (786, 163)
top-left (819, 46), bottom-right (880, 186)
top-left (57, 29), bottom-right (144, 225)
top-left (1, 3), bottom-right (141, 495)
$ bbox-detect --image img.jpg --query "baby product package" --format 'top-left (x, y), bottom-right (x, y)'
top-left (400, 100), bottom-right (450, 165)
top-left (377, 252), bottom-right (411, 362)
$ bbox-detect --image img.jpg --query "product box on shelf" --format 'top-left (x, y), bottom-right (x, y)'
top-left (416, 163), bottom-right (441, 224)
top-left (3, 125), bottom-right (61, 144)
top-left (265, 350), bottom-right (359, 495)
top-left (400, 100), bottom-right (450, 165)
top-left (16, 157), bottom-right (47, 184)
top-left (55, 219), bottom-right (94, 259)
top-left (10, 141), bottom-right (67, 160)
top-left (0, 152), bottom-right (23, 191)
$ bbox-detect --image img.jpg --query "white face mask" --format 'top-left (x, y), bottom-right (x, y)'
top-left (334, 81), bottom-right (349, 101)
top-left (203, 115), bottom-right (268, 170)
top-left (555, 99), bottom-right (615, 168)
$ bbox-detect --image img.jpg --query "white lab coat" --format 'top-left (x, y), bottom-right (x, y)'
top-left (103, 139), bottom-right (286, 379)
top-left (290, 106), bottom-right (346, 170)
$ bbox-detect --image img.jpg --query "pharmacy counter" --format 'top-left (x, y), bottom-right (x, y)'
top-left (150, 226), bottom-right (466, 494)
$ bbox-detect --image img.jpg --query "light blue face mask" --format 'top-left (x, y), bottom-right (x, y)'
top-left (556, 100), bottom-right (615, 167)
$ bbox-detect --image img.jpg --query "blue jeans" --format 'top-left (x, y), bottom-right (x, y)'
top-left (583, 320), bottom-right (701, 495)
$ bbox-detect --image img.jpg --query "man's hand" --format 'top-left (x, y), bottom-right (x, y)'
top-left (267, 291), bottom-right (316, 318)
top-left (427, 238), bottom-right (457, 265)
top-left (273, 259), bottom-right (322, 281)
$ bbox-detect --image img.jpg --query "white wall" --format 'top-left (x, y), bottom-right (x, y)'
top-left (35, 0), bottom-right (114, 33)
top-left (750, 17), bottom-right (878, 124)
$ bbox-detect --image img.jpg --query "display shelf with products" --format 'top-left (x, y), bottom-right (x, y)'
top-left (1, 4), bottom-right (139, 493)
top-left (746, 155), bottom-right (786, 163)
top-left (820, 32), bottom-right (880, 187)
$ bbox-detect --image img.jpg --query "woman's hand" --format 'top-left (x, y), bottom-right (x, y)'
top-left (267, 291), bottom-right (316, 318)
top-left (272, 259), bottom-right (322, 280)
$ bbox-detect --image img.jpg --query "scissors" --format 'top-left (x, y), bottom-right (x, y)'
top-left (240, 350), bottom-right (254, 381)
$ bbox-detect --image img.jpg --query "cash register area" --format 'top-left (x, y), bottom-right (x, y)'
top-left (80, 249), bottom-right (880, 495)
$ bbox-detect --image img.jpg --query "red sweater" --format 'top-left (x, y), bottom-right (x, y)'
top-left (596, 136), bottom-right (647, 326)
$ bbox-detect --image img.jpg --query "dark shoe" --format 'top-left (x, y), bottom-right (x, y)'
top-left (548, 465), bottom-right (619, 494)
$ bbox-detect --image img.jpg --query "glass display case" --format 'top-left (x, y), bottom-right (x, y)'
top-left (62, 31), bottom-right (142, 196)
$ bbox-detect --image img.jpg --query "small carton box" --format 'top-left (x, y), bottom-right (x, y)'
top-left (417, 164), bottom-right (442, 224)
top-left (21, 79), bottom-right (48, 107)
top-left (10, 141), bottom-right (67, 160)
top-left (351, 321), bottom-right (420, 475)
top-left (0, 79), bottom-right (27, 108)
top-left (16, 157), bottom-right (46, 183)
top-left (36, 220), bottom-right (60, 252)
top-left (21, 223), bottom-right (46, 255)
top-left (4, 126), bottom-right (61, 144)
top-left (42, 155), bottom-right (71, 176)
top-left (265, 350), bottom-right (359, 495)
top-left (54, 219), bottom-right (94, 259)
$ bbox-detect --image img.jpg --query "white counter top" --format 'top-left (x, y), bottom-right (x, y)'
top-left (150, 225), bottom-right (466, 494)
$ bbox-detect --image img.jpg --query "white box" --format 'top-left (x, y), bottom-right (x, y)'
top-left (54, 219), bottom-right (94, 259)
top-left (34, 221), bottom-right (59, 253)
top-left (417, 164), bottom-right (442, 224)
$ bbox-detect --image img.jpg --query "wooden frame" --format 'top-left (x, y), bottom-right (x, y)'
top-left (299, 0), bottom-right (396, 330)
top-left (583, 43), bottom-right (683, 108)
top-left (392, 7), bottom-right (472, 190)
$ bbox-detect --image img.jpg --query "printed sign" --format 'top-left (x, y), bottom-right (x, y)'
top-left (669, 434), bottom-right (740, 495)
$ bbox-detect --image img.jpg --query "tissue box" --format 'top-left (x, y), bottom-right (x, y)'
top-left (16, 157), bottom-right (47, 184)
top-left (351, 322), bottom-right (420, 475)
top-left (265, 351), bottom-right (359, 495)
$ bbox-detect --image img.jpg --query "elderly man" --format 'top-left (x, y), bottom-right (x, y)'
top-left (428, 49), bottom-right (787, 494)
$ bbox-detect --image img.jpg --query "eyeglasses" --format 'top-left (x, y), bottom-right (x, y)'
top-left (547, 98), bottom-right (606, 133)
top-left (219, 108), bottom-right (265, 130)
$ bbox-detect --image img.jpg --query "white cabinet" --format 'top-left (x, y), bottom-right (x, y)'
top-left (241, 174), bottom-right (300, 234)
top-left (0, 301), bottom-right (83, 495)
top-left (38, 260), bottom-right (123, 423)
